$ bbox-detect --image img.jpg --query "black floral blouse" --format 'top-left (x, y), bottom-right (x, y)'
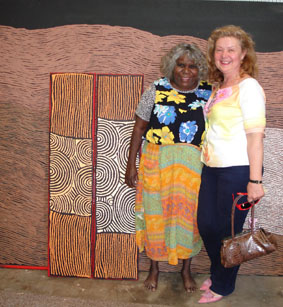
top-left (136, 77), bottom-right (212, 147)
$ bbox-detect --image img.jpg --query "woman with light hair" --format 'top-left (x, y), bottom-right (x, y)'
top-left (125, 43), bottom-right (211, 292)
top-left (197, 25), bottom-right (266, 303)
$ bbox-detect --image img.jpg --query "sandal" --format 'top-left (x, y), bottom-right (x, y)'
top-left (200, 278), bottom-right (212, 291)
top-left (198, 289), bottom-right (223, 304)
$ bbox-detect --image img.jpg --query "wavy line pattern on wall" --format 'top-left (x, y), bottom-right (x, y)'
top-left (0, 25), bottom-right (282, 275)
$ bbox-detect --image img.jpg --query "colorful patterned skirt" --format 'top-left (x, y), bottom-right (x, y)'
top-left (135, 141), bottom-right (203, 265)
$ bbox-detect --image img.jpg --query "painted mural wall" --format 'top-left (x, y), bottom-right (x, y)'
top-left (0, 0), bottom-right (282, 275)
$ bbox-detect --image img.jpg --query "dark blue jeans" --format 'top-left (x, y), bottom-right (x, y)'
top-left (197, 165), bottom-right (250, 296)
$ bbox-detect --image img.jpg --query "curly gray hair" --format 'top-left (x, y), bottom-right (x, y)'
top-left (160, 43), bottom-right (208, 81)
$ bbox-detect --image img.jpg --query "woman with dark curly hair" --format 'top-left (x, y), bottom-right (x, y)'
top-left (125, 43), bottom-right (211, 292)
top-left (197, 25), bottom-right (266, 303)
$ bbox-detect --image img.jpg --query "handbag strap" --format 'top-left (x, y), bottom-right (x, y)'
top-left (231, 194), bottom-right (255, 238)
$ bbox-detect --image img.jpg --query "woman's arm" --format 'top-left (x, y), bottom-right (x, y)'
top-left (125, 116), bottom-right (149, 188)
top-left (246, 132), bottom-right (265, 202)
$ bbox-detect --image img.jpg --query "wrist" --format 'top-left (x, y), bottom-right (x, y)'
top-left (249, 179), bottom-right (263, 184)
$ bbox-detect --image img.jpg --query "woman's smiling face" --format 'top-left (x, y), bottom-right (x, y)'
top-left (214, 36), bottom-right (246, 77)
top-left (171, 54), bottom-right (199, 91)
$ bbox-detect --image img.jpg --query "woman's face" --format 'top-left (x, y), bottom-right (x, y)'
top-left (214, 36), bottom-right (246, 77)
top-left (171, 54), bottom-right (199, 91)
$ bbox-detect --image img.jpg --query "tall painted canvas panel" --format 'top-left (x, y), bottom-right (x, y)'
top-left (49, 73), bottom-right (143, 279)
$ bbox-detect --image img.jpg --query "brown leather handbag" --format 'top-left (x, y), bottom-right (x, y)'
top-left (220, 194), bottom-right (277, 268)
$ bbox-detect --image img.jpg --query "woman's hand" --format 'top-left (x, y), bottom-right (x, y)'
top-left (247, 182), bottom-right (264, 203)
top-left (125, 164), bottom-right (138, 188)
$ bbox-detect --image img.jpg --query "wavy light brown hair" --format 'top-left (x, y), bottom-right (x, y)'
top-left (160, 43), bottom-right (208, 81)
top-left (207, 25), bottom-right (258, 83)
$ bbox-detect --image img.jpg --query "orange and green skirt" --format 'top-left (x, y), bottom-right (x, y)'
top-left (135, 141), bottom-right (202, 265)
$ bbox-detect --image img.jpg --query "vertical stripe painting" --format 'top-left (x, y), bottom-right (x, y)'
top-left (49, 73), bottom-right (94, 277)
top-left (49, 73), bottom-right (143, 279)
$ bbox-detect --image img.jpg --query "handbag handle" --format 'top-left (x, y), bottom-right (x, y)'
top-left (231, 194), bottom-right (255, 239)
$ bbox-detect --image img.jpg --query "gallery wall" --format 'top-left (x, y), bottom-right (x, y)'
top-left (0, 0), bottom-right (282, 275)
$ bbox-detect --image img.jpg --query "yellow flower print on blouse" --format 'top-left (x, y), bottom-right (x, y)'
top-left (154, 126), bottom-right (175, 144)
top-left (146, 128), bottom-right (160, 144)
top-left (155, 91), bottom-right (168, 103)
top-left (167, 90), bottom-right (186, 104)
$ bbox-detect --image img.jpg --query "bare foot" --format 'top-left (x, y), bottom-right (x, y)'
top-left (144, 262), bottom-right (159, 291)
top-left (181, 269), bottom-right (197, 293)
